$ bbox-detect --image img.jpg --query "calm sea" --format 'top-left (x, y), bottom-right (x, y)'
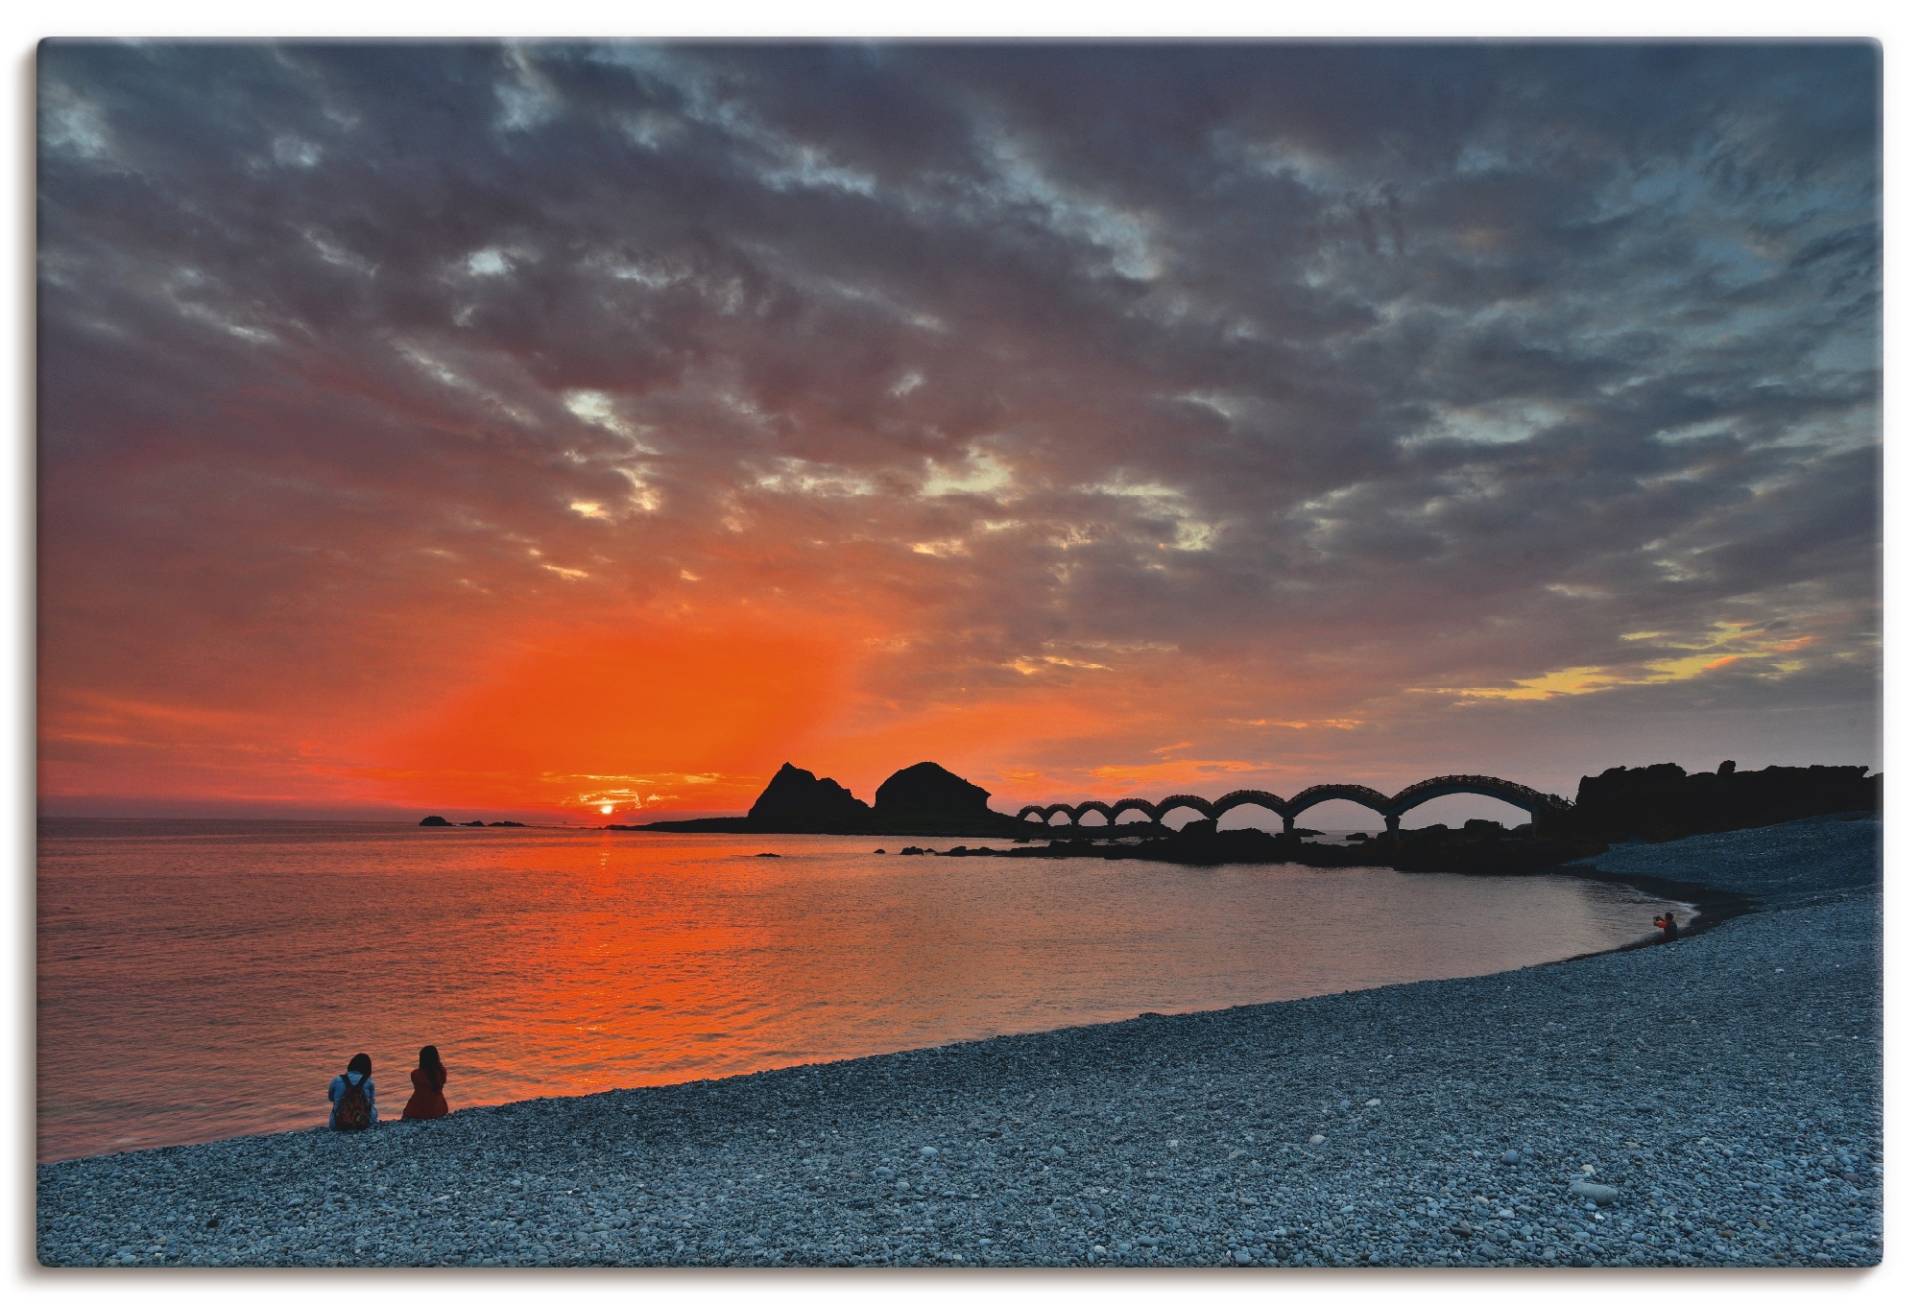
top-left (37, 819), bottom-right (1690, 1162)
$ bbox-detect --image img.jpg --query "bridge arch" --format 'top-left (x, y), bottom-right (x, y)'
top-left (1072, 800), bottom-right (1115, 827)
top-left (1016, 805), bottom-right (1049, 824)
top-left (1109, 797), bottom-right (1160, 825)
top-left (1041, 803), bottom-right (1078, 826)
top-left (1285, 784), bottom-right (1392, 821)
top-left (1211, 789), bottom-right (1292, 828)
top-left (1386, 775), bottom-right (1569, 823)
top-left (1153, 793), bottom-right (1216, 825)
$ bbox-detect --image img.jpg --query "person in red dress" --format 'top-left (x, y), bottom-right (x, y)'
top-left (401, 1044), bottom-right (449, 1120)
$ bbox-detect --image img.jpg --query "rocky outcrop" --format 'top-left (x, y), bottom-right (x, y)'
top-left (418, 815), bottom-right (452, 827)
top-left (1567, 762), bottom-right (1880, 841)
top-left (873, 761), bottom-right (994, 825)
top-left (746, 762), bottom-right (872, 831)
top-left (641, 760), bottom-right (1024, 836)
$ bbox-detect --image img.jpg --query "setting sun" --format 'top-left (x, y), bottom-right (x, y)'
top-left (599, 803), bottom-right (615, 816)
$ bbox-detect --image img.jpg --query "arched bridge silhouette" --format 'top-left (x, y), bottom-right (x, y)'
top-left (1015, 775), bottom-right (1571, 835)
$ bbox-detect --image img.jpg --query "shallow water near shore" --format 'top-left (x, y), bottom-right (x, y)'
top-left (38, 819), bottom-right (1689, 1162)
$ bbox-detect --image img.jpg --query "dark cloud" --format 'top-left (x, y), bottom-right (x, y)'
top-left (36, 40), bottom-right (1881, 810)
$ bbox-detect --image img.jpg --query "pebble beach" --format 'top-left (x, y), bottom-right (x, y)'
top-left (38, 816), bottom-right (1881, 1268)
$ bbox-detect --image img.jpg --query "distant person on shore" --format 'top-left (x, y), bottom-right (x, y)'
top-left (327, 1053), bottom-right (377, 1131)
top-left (1653, 911), bottom-right (1679, 943)
top-left (401, 1044), bottom-right (450, 1121)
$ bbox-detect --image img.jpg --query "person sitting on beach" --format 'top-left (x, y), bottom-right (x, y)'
top-left (401, 1044), bottom-right (449, 1121)
top-left (1653, 911), bottom-right (1678, 943)
top-left (327, 1053), bottom-right (377, 1131)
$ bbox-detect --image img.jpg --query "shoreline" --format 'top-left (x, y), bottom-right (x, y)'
top-left (1539, 865), bottom-right (1756, 962)
top-left (39, 816), bottom-right (1880, 1266)
top-left (42, 856), bottom-right (1712, 1168)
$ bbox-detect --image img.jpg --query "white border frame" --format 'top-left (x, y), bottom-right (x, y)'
top-left (5, 5), bottom-right (1905, 1300)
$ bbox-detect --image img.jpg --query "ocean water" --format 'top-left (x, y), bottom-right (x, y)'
top-left (37, 820), bottom-right (1691, 1162)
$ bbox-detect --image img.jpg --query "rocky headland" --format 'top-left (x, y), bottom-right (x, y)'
top-left (615, 759), bottom-right (1879, 866)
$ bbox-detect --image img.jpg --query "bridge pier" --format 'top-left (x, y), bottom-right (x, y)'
top-left (1282, 814), bottom-right (1295, 836)
top-left (1384, 813), bottom-right (1400, 841)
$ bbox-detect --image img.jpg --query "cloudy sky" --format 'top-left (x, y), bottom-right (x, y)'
top-left (37, 41), bottom-right (1880, 820)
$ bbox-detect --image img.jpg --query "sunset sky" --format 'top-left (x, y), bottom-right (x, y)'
top-left (37, 41), bottom-right (1881, 820)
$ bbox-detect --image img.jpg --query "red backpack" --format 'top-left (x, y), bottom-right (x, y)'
top-left (335, 1075), bottom-right (372, 1132)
